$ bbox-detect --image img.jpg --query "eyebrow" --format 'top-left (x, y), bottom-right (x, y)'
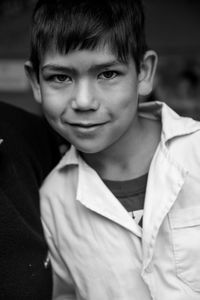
top-left (41, 60), bottom-right (126, 73)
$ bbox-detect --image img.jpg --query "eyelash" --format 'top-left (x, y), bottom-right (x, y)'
top-left (50, 74), bottom-right (71, 83)
top-left (46, 70), bottom-right (120, 84)
top-left (98, 70), bottom-right (119, 80)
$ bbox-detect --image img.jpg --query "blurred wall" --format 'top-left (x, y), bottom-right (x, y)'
top-left (0, 0), bottom-right (40, 114)
top-left (143, 0), bottom-right (200, 119)
top-left (144, 0), bottom-right (200, 55)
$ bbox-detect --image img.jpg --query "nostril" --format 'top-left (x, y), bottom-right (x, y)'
top-left (71, 96), bottom-right (99, 111)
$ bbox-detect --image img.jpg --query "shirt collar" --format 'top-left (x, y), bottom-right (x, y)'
top-left (55, 144), bottom-right (79, 170)
top-left (138, 101), bottom-right (200, 143)
top-left (54, 145), bottom-right (142, 236)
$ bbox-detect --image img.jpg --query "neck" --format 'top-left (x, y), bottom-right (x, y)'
top-left (81, 117), bottom-right (161, 181)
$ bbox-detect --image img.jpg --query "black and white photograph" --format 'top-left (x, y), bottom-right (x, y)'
top-left (0, 1), bottom-right (200, 299)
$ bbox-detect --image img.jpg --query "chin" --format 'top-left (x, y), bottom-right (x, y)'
top-left (77, 147), bottom-right (100, 154)
top-left (75, 143), bottom-right (104, 154)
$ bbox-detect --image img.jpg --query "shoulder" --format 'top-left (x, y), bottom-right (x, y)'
top-left (0, 101), bottom-right (42, 135)
top-left (41, 156), bottom-right (78, 201)
top-left (164, 120), bottom-right (200, 175)
top-left (40, 153), bottom-right (79, 225)
top-left (0, 102), bottom-right (53, 299)
top-left (0, 102), bottom-right (60, 183)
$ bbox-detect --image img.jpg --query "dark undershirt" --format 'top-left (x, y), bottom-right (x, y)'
top-left (103, 173), bottom-right (148, 227)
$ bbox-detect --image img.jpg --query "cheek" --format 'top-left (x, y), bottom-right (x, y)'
top-left (116, 77), bottom-right (138, 103)
top-left (111, 87), bottom-right (138, 116)
top-left (41, 90), bottom-right (64, 121)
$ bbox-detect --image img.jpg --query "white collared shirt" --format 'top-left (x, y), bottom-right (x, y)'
top-left (40, 101), bottom-right (200, 300)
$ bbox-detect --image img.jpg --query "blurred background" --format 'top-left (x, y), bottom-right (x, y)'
top-left (0, 0), bottom-right (200, 118)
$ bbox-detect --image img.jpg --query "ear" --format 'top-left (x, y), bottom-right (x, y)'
top-left (138, 50), bottom-right (158, 96)
top-left (24, 61), bottom-right (42, 103)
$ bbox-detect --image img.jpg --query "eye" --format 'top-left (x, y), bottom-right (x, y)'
top-left (99, 71), bottom-right (118, 80)
top-left (54, 74), bottom-right (70, 82)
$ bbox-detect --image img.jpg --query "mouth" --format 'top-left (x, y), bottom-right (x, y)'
top-left (69, 122), bottom-right (105, 128)
top-left (67, 121), bottom-right (107, 133)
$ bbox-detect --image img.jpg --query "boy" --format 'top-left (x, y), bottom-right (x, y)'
top-left (25, 0), bottom-right (200, 299)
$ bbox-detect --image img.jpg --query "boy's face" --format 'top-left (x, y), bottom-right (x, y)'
top-left (27, 46), bottom-right (156, 154)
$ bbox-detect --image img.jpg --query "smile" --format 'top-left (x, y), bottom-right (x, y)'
top-left (68, 122), bottom-right (107, 133)
top-left (70, 122), bottom-right (103, 127)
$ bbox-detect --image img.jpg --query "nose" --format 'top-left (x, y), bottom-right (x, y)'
top-left (71, 79), bottom-right (99, 111)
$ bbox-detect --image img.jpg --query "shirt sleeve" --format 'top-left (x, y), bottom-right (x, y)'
top-left (42, 220), bottom-right (76, 300)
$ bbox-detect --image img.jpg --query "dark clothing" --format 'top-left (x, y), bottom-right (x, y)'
top-left (103, 173), bottom-right (147, 212)
top-left (0, 102), bottom-right (60, 300)
top-left (103, 173), bottom-right (147, 227)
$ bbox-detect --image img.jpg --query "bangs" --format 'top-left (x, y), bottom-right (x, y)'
top-left (31, 0), bottom-right (147, 74)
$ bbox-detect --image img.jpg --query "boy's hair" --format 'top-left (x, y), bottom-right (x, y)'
top-left (30, 0), bottom-right (147, 76)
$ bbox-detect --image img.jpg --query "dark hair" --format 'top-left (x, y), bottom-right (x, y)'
top-left (30, 0), bottom-right (147, 76)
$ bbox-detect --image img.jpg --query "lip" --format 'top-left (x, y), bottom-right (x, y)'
top-left (69, 122), bottom-right (105, 128)
top-left (67, 121), bottom-right (107, 133)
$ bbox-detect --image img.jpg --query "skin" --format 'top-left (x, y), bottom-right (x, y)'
top-left (26, 46), bottom-right (159, 179)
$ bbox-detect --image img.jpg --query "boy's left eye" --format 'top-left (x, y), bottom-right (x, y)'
top-left (99, 71), bottom-right (118, 80)
top-left (54, 74), bottom-right (70, 82)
